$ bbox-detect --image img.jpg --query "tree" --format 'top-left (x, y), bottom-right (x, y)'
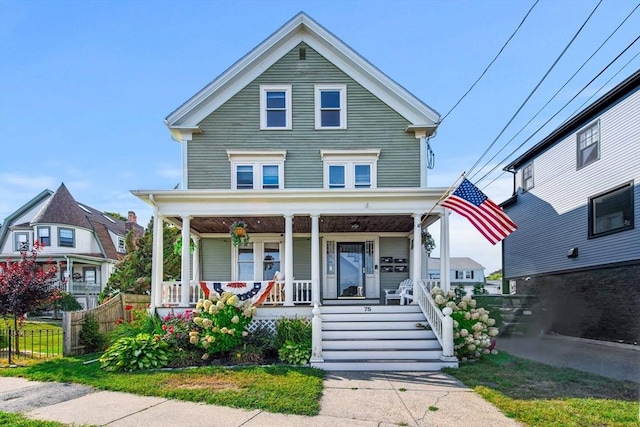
top-left (0, 242), bottom-right (60, 352)
top-left (486, 269), bottom-right (503, 281)
top-left (103, 211), bottom-right (127, 221)
top-left (104, 217), bottom-right (181, 298)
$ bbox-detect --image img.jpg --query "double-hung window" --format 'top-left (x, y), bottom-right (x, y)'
top-left (14, 232), bottom-right (29, 252)
top-left (228, 150), bottom-right (286, 190)
top-left (37, 227), bottom-right (51, 246)
top-left (315, 84), bottom-right (347, 129)
top-left (577, 121), bottom-right (599, 169)
top-left (59, 228), bottom-right (75, 247)
top-left (588, 182), bottom-right (634, 238)
top-left (260, 85), bottom-right (292, 130)
top-left (321, 149), bottom-right (379, 189)
top-left (522, 163), bottom-right (534, 191)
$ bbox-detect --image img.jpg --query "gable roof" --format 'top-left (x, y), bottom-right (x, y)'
top-left (166, 12), bottom-right (440, 134)
top-left (504, 70), bottom-right (640, 171)
top-left (428, 257), bottom-right (486, 271)
top-left (0, 189), bottom-right (53, 252)
top-left (31, 183), bottom-right (93, 229)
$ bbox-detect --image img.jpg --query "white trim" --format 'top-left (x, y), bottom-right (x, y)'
top-left (227, 150), bottom-right (286, 190)
top-left (165, 13), bottom-right (439, 129)
top-left (322, 150), bottom-right (379, 189)
top-left (314, 84), bottom-right (347, 129)
top-left (259, 85), bottom-right (292, 130)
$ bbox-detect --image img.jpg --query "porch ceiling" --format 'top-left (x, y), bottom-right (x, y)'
top-left (171, 215), bottom-right (423, 234)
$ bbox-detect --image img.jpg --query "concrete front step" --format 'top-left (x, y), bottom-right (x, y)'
top-left (322, 312), bottom-right (427, 322)
top-left (323, 338), bottom-right (441, 350)
top-left (312, 360), bottom-right (458, 371)
top-left (323, 329), bottom-right (435, 340)
top-left (322, 349), bottom-right (443, 360)
top-left (323, 320), bottom-right (429, 330)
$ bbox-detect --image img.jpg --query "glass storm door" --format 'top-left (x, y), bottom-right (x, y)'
top-left (337, 242), bottom-right (365, 298)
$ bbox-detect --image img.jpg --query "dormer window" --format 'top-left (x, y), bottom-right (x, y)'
top-left (315, 84), bottom-right (347, 129)
top-left (118, 237), bottom-right (126, 253)
top-left (260, 85), bottom-right (292, 130)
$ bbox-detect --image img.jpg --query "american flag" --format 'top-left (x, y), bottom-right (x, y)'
top-left (441, 178), bottom-right (517, 245)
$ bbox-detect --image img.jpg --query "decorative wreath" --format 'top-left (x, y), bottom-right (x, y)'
top-left (230, 221), bottom-right (250, 247)
top-left (422, 231), bottom-right (436, 254)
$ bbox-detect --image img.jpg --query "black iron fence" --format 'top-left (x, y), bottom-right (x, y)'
top-left (0, 328), bottom-right (63, 364)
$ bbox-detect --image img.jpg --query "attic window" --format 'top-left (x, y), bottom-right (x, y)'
top-left (103, 214), bottom-right (116, 223)
top-left (299, 47), bottom-right (306, 60)
top-left (78, 204), bottom-right (91, 214)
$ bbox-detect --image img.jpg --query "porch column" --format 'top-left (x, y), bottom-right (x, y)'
top-left (181, 216), bottom-right (192, 306)
top-left (440, 210), bottom-right (451, 293)
top-left (192, 236), bottom-right (200, 283)
top-left (310, 214), bottom-right (320, 305)
top-left (411, 213), bottom-right (422, 283)
top-left (284, 214), bottom-right (294, 306)
top-left (151, 213), bottom-right (164, 310)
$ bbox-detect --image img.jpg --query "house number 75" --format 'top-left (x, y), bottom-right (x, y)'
top-left (364, 307), bottom-right (371, 312)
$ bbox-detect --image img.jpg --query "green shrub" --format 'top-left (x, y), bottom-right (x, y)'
top-left (99, 333), bottom-right (171, 372)
top-left (108, 309), bottom-right (161, 343)
top-left (233, 326), bottom-right (278, 364)
top-left (278, 340), bottom-right (311, 365)
top-left (189, 292), bottom-right (257, 359)
top-left (276, 317), bottom-right (311, 365)
top-left (79, 313), bottom-right (107, 353)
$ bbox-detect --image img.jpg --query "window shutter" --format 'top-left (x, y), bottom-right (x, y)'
top-left (471, 271), bottom-right (474, 279)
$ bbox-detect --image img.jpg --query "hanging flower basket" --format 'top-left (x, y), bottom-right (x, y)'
top-left (230, 221), bottom-right (250, 247)
top-left (422, 231), bottom-right (436, 254)
top-left (173, 237), bottom-right (196, 255)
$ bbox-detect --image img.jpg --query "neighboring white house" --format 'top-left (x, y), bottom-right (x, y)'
top-left (132, 12), bottom-right (458, 371)
top-left (426, 257), bottom-right (499, 295)
top-left (0, 183), bottom-right (143, 309)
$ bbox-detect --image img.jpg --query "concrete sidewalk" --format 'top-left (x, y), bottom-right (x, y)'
top-left (497, 334), bottom-right (640, 384)
top-left (0, 372), bottom-right (520, 427)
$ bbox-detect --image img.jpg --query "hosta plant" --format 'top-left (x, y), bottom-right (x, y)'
top-left (99, 333), bottom-right (171, 372)
top-left (278, 340), bottom-right (311, 365)
top-left (431, 286), bottom-right (499, 361)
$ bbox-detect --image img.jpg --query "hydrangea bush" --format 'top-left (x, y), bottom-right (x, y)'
top-left (431, 286), bottom-right (499, 361)
top-left (189, 291), bottom-right (257, 359)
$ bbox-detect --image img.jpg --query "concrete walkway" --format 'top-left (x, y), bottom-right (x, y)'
top-left (497, 334), bottom-right (640, 384)
top-left (0, 372), bottom-right (521, 427)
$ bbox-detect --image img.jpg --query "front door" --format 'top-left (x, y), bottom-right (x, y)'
top-left (337, 242), bottom-right (365, 298)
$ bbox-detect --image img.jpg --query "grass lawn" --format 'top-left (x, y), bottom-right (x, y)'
top-left (0, 411), bottom-right (66, 427)
top-left (0, 354), bottom-right (325, 416)
top-left (445, 352), bottom-right (639, 427)
top-left (0, 318), bottom-right (63, 363)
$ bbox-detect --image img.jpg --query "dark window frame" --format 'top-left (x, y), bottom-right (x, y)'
top-left (576, 120), bottom-right (600, 170)
top-left (58, 227), bottom-right (75, 247)
top-left (37, 226), bottom-right (51, 246)
top-left (588, 181), bottom-right (634, 238)
top-left (14, 232), bottom-right (29, 252)
top-left (522, 162), bottom-right (534, 191)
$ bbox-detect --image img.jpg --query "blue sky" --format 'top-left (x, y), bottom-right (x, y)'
top-left (0, 0), bottom-right (638, 273)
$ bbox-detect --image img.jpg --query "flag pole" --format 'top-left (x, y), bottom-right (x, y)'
top-left (422, 171), bottom-right (466, 224)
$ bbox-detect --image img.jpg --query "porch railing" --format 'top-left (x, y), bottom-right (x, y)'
top-left (414, 279), bottom-right (455, 360)
top-left (160, 280), bottom-right (313, 306)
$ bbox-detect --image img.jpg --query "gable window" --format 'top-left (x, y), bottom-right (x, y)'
top-left (228, 150), bottom-right (286, 190)
top-left (321, 149), bottom-right (379, 189)
top-left (589, 182), bottom-right (634, 238)
top-left (117, 237), bottom-right (126, 254)
top-left (522, 163), bottom-right (534, 191)
top-left (14, 232), bottom-right (29, 252)
top-left (315, 84), bottom-right (347, 129)
top-left (37, 227), bottom-right (51, 246)
top-left (577, 121), bottom-right (599, 169)
top-left (260, 85), bottom-right (292, 130)
top-left (59, 228), bottom-right (75, 247)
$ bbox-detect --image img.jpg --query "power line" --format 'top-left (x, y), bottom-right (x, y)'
top-left (477, 40), bottom-right (639, 189)
top-left (466, 0), bottom-right (603, 180)
top-left (439, 0), bottom-right (539, 124)
top-left (470, 2), bottom-right (639, 184)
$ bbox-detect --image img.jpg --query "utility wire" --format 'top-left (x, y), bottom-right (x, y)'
top-left (466, 0), bottom-right (603, 180)
top-left (440, 0), bottom-right (539, 124)
top-left (477, 39), bottom-right (639, 188)
top-left (470, 2), bottom-right (639, 184)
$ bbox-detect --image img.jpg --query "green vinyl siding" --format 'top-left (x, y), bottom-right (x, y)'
top-left (379, 237), bottom-right (410, 302)
top-left (188, 43), bottom-right (420, 189)
top-left (293, 237), bottom-right (311, 280)
top-left (201, 238), bottom-right (231, 281)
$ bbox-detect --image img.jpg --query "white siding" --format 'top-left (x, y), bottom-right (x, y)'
top-left (504, 90), bottom-right (640, 277)
top-left (0, 198), bottom-right (49, 254)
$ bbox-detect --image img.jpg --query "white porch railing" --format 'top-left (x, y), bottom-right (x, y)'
top-left (414, 279), bottom-right (456, 361)
top-left (161, 281), bottom-right (203, 305)
top-left (160, 280), bottom-right (313, 306)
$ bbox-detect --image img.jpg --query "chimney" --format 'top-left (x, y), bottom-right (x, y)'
top-left (127, 211), bottom-right (137, 224)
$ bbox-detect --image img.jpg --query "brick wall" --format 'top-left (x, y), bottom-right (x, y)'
top-left (512, 263), bottom-right (640, 343)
